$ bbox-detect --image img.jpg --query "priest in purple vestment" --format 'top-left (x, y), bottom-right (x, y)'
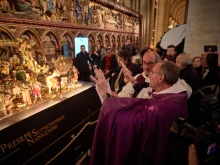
top-left (90, 61), bottom-right (189, 165)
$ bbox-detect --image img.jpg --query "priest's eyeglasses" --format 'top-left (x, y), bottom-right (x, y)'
top-left (143, 61), bottom-right (157, 67)
top-left (149, 71), bottom-right (162, 75)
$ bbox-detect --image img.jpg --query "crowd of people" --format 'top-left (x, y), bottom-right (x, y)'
top-left (74, 39), bottom-right (220, 165)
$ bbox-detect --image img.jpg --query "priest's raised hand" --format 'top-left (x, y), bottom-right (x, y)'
top-left (90, 68), bottom-right (111, 100)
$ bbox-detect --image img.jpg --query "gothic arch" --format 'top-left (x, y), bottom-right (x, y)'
top-left (127, 35), bottom-right (132, 40)
top-left (96, 33), bottom-right (104, 48)
top-left (60, 31), bottom-right (74, 59)
top-left (111, 34), bottom-right (116, 46)
top-left (41, 30), bottom-right (60, 61)
top-left (0, 26), bottom-right (16, 57)
top-left (88, 34), bottom-right (95, 54)
top-left (73, 32), bottom-right (84, 49)
top-left (16, 27), bottom-right (41, 47)
top-left (60, 31), bottom-right (74, 48)
top-left (111, 34), bottom-right (116, 53)
top-left (116, 34), bottom-right (121, 47)
top-left (75, 31), bottom-right (85, 37)
top-left (0, 26), bottom-right (15, 40)
top-left (104, 34), bottom-right (110, 47)
top-left (41, 30), bottom-right (60, 48)
top-left (124, 34), bottom-right (128, 41)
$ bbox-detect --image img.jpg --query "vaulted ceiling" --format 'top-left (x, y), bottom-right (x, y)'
top-left (170, 0), bottom-right (187, 25)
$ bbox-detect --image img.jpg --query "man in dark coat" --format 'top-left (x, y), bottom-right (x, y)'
top-left (121, 38), bottom-right (136, 56)
top-left (90, 61), bottom-right (188, 165)
top-left (75, 45), bottom-right (91, 82)
top-left (176, 53), bottom-right (201, 92)
top-left (100, 48), bottom-right (118, 79)
top-left (200, 52), bottom-right (217, 87)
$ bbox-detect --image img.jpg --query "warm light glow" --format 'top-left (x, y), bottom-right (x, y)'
top-left (153, 29), bottom-right (155, 31)
top-left (168, 25), bottom-right (174, 29)
top-left (0, 82), bottom-right (94, 130)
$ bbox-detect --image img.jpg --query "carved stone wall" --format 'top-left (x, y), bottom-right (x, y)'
top-left (0, 0), bottom-right (140, 60)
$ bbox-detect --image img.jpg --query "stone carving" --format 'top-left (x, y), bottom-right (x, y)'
top-left (96, 6), bottom-right (104, 28)
top-left (0, 0), bottom-right (10, 13)
top-left (39, 0), bottom-right (57, 21)
top-left (115, 13), bottom-right (122, 30)
top-left (0, 1), bottom-right (140, 32)
top-left (75, 0), bottom-right (92, 24)
top-left (9, 0), bottom-right (33, 13)
top-left (133, 19), bottom-right (140, 33)
top-left (70, 0), bottom-right (76, 24)
top-left (56, 0), bottom-right (68, 22)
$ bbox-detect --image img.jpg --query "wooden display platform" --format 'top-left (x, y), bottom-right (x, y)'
top-left (0, 82), bottom-right (101, 165)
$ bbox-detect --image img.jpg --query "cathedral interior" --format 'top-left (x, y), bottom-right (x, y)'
top-left (0, 0), bottom-right (219, 165)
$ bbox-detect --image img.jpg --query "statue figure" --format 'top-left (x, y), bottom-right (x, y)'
top-left (32, 79), bottom-right (42, 103)
top-left (36, 49), bottom-right (47, 66)
top-left (76, 0), bottom-right (81, 20)
top-left (92, 13), bottom-right (97, 24)
top-left (0, 100), bottom-right (7, 116)
top-left (97, 6), bottom-right (104, 28)
top-left (1, 60), bottom-right (10, 75)
top-left (18, 40), bottom-right (32, 63)
top-left (115, 13), bottom-right (122, 30)
top-left (21, 82), bottom-right (32, 105)
top-left (3, 94), bottom-right (15, 115)
top-left (133, 20), bottom-right (140, 32)
top-left (56, 0), bottom-right (68, 22)
top-left (46, 68), bottom-right (60, 95)
top-left (46, 74), bottom-right (56, 95)
top-left (39, 0), bottom-right (57, 21)
top-left (67, 66), bottom-right (78, 90)
top-left (0, 0), bottom-right (10, 13)
top-left (72, 66), bottom-right (79, 84)
top-left (70, 0), bottom-right (76, 24)
top-left (9, 0), bottom-right (33, 12)
top-left (12, 81), bottom-right (21, 100)
top-left (26, 57), bottom-right (34, 70)
top-left (9, 54), bottom-right (20, 71)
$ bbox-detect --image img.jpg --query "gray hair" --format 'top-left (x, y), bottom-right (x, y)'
top-left (155, 52), bottom-right (161, 62)
top-left (177, 53), bottom-right (192, 66)
top-left (144, 51), bottom-right (161, 62)
top-left (159, 61), bottom-right (180, 85)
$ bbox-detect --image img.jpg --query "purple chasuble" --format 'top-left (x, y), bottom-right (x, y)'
top-left (91, 92), bottom-right (188, 165)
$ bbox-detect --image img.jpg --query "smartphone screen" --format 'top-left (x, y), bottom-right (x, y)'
top-left (204, 45), bottom-right (218, 52)
top-left (207, 143), bottom-right (217, 155)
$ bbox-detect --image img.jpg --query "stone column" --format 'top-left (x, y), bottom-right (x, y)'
top-left (154, 0), bottom-right (169, 47)
top-left (135, 0), bottom-right (140, 12)
top-left (139, 0), bottom-right (154, 50)
top-left (184, 0), bottom-right (220, 57)
top-left (128, 0), bottom-right (132, 9)
top-left (132, 0), bottom-right (136, 11)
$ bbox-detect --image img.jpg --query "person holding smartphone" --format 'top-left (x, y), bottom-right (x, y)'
top-left (91, 46), bottom-right (101, 69)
